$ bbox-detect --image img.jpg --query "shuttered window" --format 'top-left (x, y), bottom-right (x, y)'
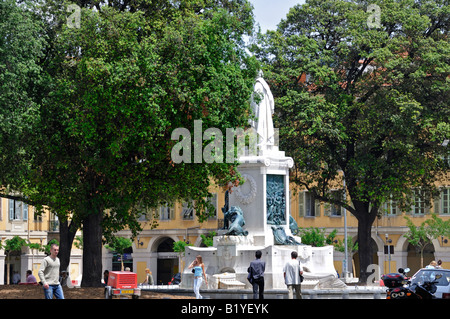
top-left (298, 191), bottom-right (320, 217)
top-left (8, 199), bottom-right (28, 221)
top-left (434, 188), bottom-right (449, 215)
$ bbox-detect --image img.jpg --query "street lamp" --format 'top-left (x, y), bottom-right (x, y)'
top-left (341, 172), bottom-right (348, 280)
top-left (385, 234), bottom-right (392, 273)
top-left (337, 169), bottom-right (350, 279)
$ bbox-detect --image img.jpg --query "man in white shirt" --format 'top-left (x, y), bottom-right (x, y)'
top-left (38, 243), bottom-right (64, 299)
top-left (283, 251), bottom-right (303, 299)
top-left (12, 271), bottom-right (21, 284)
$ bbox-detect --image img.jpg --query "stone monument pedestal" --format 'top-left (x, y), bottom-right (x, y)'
top-left (230, 146), bottom-right (296, 247)
top-left (181, 236), bottom-right (336, 290)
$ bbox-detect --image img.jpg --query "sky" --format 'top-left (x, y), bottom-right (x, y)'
top-left (249, 0), bottom-right (306, 32)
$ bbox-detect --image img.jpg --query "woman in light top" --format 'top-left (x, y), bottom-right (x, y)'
top-left (188, 255), bottom-right (208, 299)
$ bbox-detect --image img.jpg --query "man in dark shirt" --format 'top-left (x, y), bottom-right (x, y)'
top-left (248, 250), bottom-right (265, 299)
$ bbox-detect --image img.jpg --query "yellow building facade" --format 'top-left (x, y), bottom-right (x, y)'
top-left (290, 176), bottom-right (450, 279)
top-left (1, 175), bottom-right (449, 285)
top-left (0, 197), bottom-right (83, 285)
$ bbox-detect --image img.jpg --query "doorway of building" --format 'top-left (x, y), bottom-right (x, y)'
top-left (157, 258), bottom-right (178, 285)
top-left (156, 237), bottom-right (179, 285)
top-left (406, 242), bottom-right (435, 274)
top-left (3, 250), bottom-right (21, 284)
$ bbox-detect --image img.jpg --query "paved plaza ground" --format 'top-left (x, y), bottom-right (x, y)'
top-left (0, 284), bottom-right (194, 299)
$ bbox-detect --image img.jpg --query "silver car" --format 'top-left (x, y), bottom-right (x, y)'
top-left (409, 268), bottom-right (450, 299)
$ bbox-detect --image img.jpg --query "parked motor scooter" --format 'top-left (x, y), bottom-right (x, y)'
top-left (383, 268), bottom-right (442, 299)
top-left (383, 268), bottom-right (415, 299)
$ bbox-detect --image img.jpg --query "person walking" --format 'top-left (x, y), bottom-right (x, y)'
top-left (103, 270), bottom-right (109, 286)
top-left (248, 250), bottom-right (265, 299)
top-left (38, 243), bottom-right (64, 299)
top-left (188, 255), bottom-right (207, 299)
top-left (283, 251), bottom-right (303, 299)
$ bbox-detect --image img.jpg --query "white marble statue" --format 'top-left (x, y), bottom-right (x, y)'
top-left (250, 71), bottom-right (275, 150)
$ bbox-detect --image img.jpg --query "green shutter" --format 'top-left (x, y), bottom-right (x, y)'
top-left (23, 202), bottom-right (28, 220)
top-left (323, 202), bottom-right (330, 216)
top-left (315, 199), bottom-right (321, 217)
top-left (9, 199), bottom-right (14, 220)
top-left (433, 191), bottom-right (441, 215)
top-left (298, 192), bottom-right (305, 217)
top-left (407, 192), bottom-right (415, 215)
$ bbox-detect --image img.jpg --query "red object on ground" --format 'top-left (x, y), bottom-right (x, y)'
top-left (107, 271), bottom-right (138, 289)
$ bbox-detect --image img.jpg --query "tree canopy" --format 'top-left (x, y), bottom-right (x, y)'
top-left (252, 0), bottom-right (449, 282)
top-left (21, 0), bottom-right (259, 286)
top-left (0, 0), bottom-right (46, 195)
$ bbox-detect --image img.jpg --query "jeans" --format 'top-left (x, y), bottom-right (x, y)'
top-left (44, 284), bottom-right (64, 299)
top-left (193, 277), bottom-right (203, 299)
top-left (252, 277), bottom-right (264, 299)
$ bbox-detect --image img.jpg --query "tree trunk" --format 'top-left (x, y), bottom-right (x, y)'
top-left (420, 246), bottom-right (424, 268)
top-left (81, 210), bottom-right (103, 287)
top-left (352, 201), bottom-right (378, 284)
top-left (6, 254), bottom-right (10, 285)
top-left (356, 215), bottom-right (374, 283)
top-left (59, 220), bottom-right (78, 272)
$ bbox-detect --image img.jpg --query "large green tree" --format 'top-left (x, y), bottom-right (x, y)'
top-left (0, 0), bottom-right (46, 197)
top-left (30, 0), bottom-right (258, 287)
top-left (253, 0), bottom-right (449, 282)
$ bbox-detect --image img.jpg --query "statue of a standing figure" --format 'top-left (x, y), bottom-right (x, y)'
top-left (250, 71), bottom-right (275, 151)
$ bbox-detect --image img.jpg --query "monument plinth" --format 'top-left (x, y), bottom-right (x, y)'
top-left (230, 150), bottom-right (295, 247)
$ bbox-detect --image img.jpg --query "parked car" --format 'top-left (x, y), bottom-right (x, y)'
top-left (409, 268), bottom-right (450, 299)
